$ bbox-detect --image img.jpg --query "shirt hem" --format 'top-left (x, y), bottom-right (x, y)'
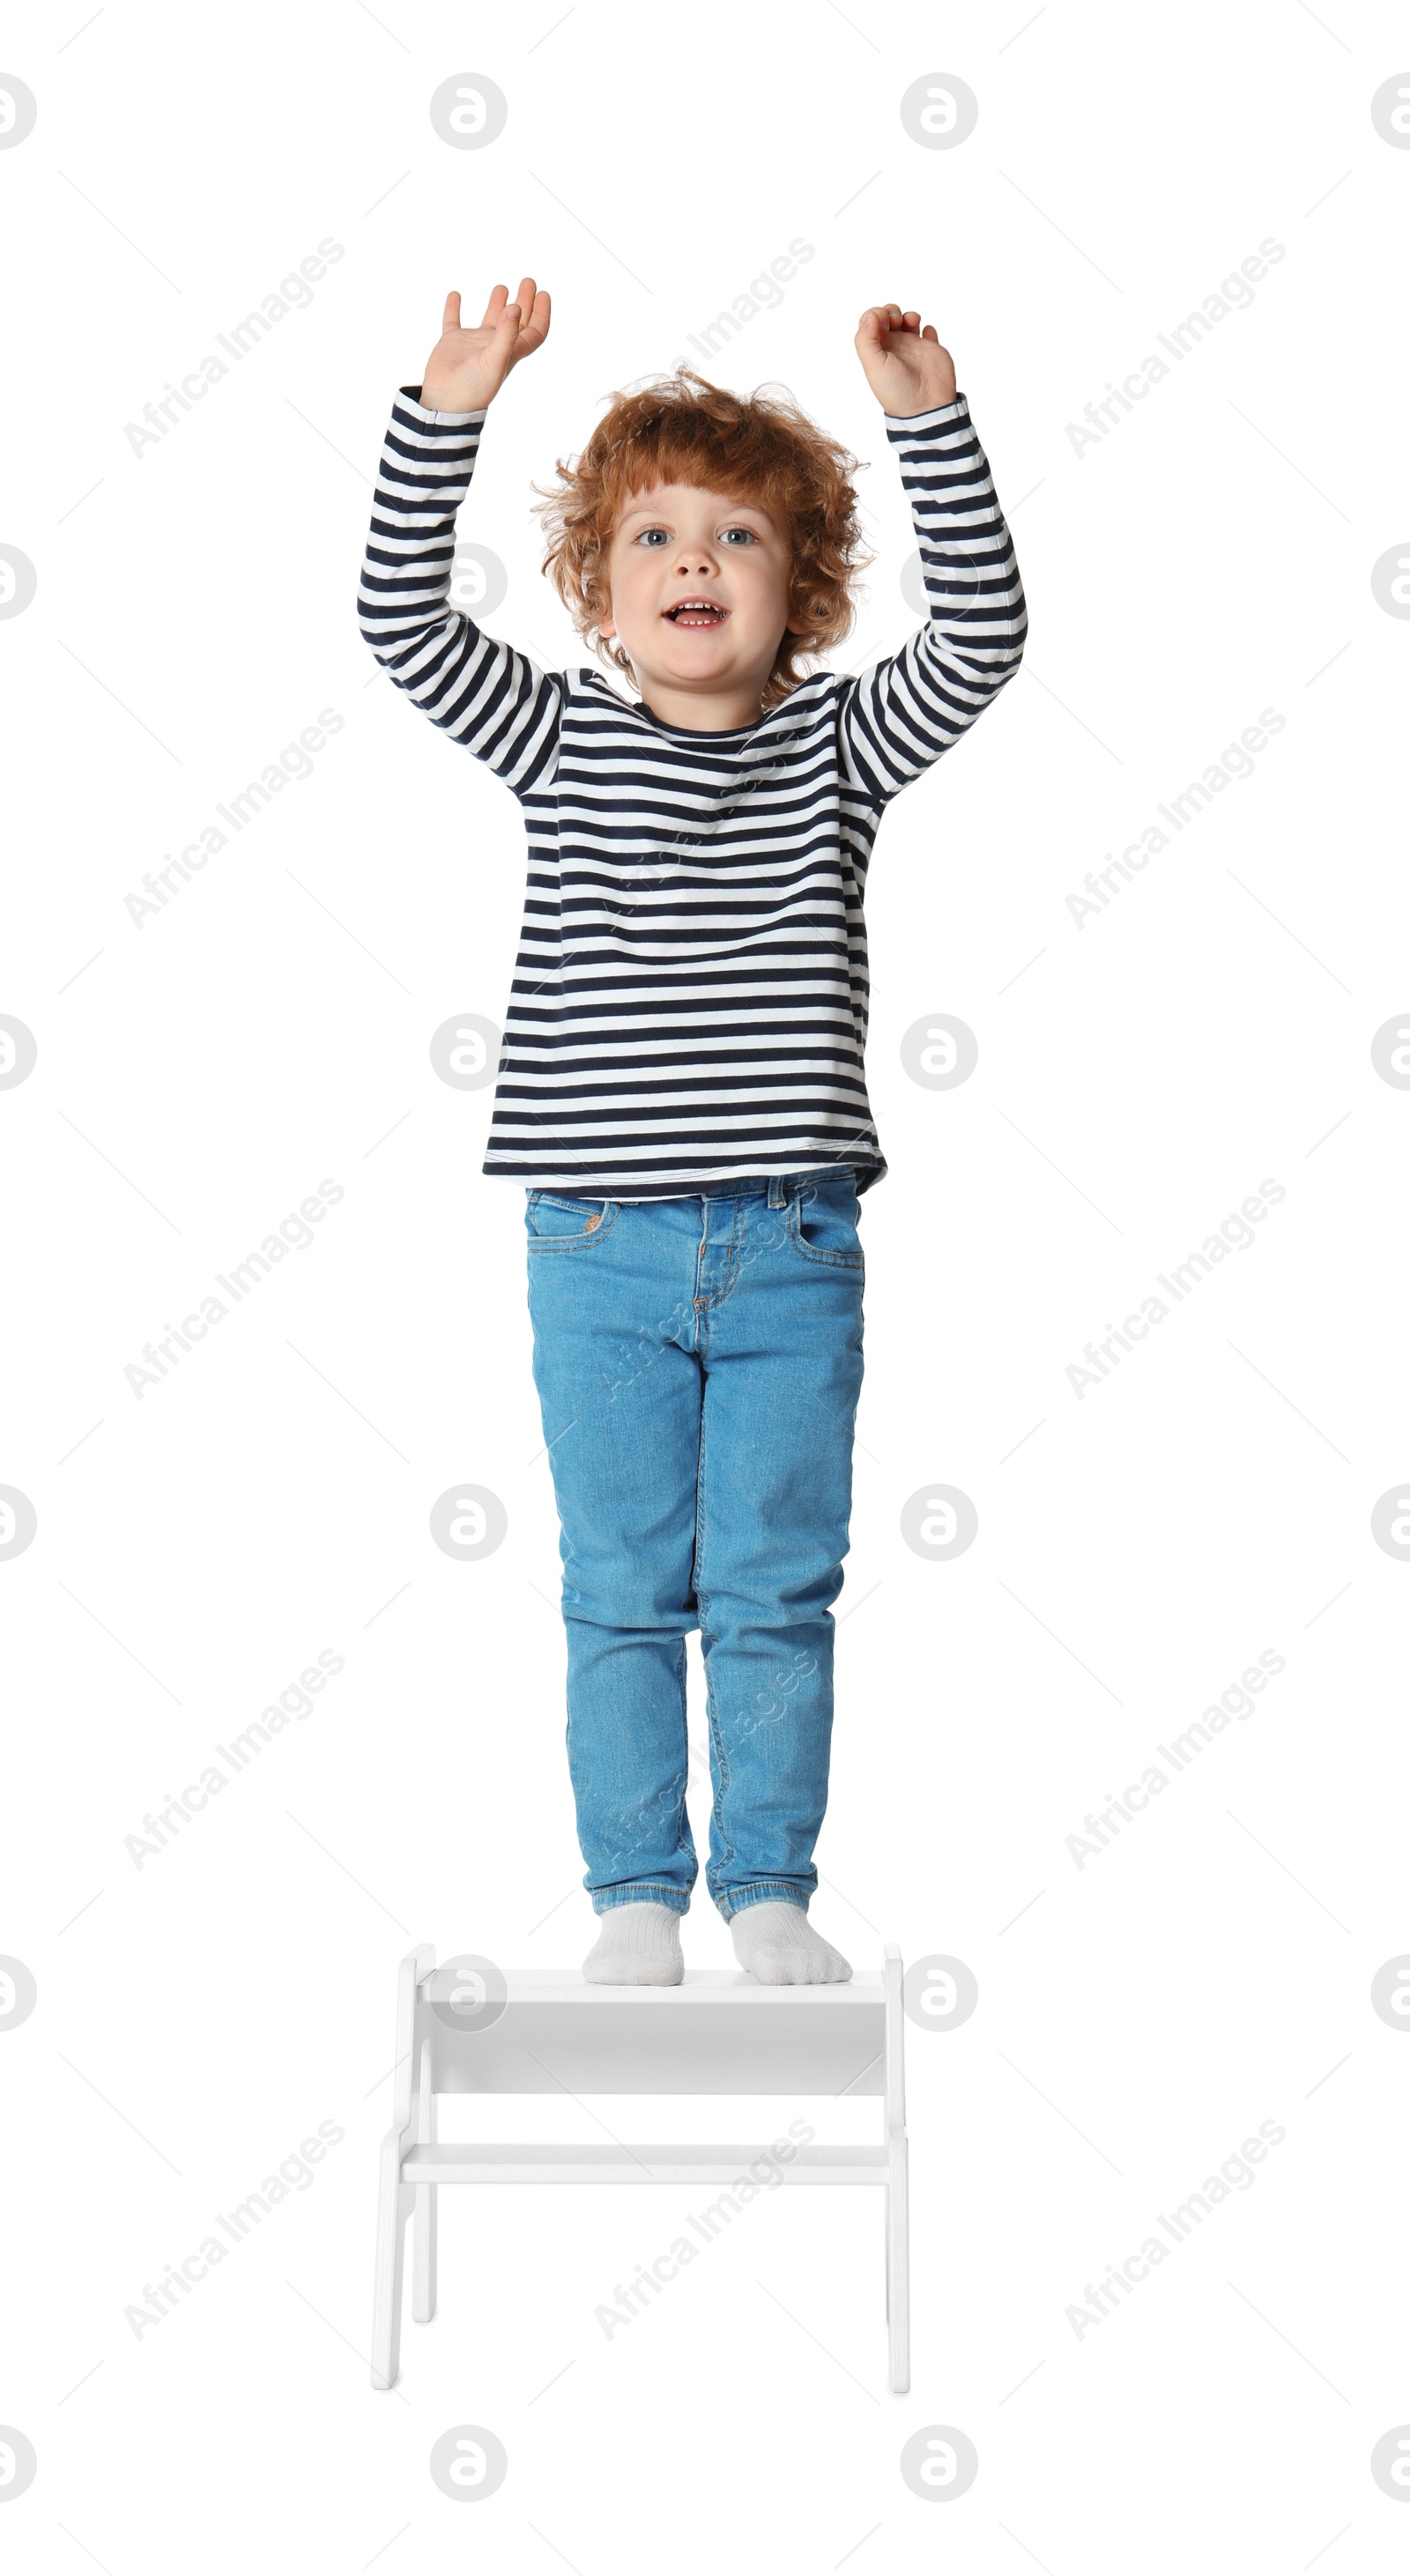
top-left (485, 1154), bottom-right (887, 1200)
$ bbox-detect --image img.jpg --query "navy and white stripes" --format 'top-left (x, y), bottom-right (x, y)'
top-left (358, 384), bottom-right (1026, 1198)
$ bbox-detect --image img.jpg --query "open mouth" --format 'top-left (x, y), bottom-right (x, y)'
top-left (664, 598), bottom-right (728, 627)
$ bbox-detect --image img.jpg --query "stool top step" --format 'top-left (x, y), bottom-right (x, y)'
top-left (420, 1968), bottom-right (887, 2008)
top-left (393, 1951), bottom-right (902, 2098)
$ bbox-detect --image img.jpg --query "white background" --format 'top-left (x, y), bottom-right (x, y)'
top-left (3, 0), bottom-right (1408, 2565)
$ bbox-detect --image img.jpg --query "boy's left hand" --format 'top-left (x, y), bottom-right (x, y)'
top-left (854, 304), bottom-right (957, 416)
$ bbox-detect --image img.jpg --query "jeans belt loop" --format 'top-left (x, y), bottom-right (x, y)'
top-left (768, 1173), bottom-right (785, 1210)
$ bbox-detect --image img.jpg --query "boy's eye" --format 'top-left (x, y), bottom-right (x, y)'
top-left (635, 525), bottom-right (758, 546)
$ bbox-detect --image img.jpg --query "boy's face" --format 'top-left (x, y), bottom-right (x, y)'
top-left (598, 481), bottom-right (805, 713)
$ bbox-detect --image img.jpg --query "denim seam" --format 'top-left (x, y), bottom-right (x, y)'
top-left (592, 1886), bottom-right (690, 1915)
top-left (717, 1884), bottom-right (811, 1921)
top-left (703, 1684), bottom-right (733, 1884)
top-left (723, 1192), bottom-right (745, 1304)
top-left (694, 1369), bottom-right (737, 1885)
top-left (674, 1632), bottom-right (694, 1880)
top-left (526, 1228), bottom-right (618, 1254)
top-left (693, 1192), bottom-right (742, 1313)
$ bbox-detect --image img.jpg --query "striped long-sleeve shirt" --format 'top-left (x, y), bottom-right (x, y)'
top-left (358, 384), bottom-right (1026, 1198)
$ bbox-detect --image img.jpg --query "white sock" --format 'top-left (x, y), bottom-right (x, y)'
top-left (583, 1902), bottom-right (684, 1986)
top-left (729, 1902), bottom-right (851, 1985)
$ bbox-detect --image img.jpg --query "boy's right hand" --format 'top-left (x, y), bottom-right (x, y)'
top-left (419, 278), bottom-right (552, 412)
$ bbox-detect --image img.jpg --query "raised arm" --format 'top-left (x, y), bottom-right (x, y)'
top-left (839, 302), bottom-right (1027, 807)
top-left (357, 281), bottom-right (564, 798)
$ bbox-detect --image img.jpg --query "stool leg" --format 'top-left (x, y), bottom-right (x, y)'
top-left (412, 2066), bottom-right (437, 2323)
top-left (372, 2150), bottom-right (412, 2390)
top-left (374, 1943), bottom-right (434, 2389)
top-left (887, 2136), bottom-right (909, 2394)
top-left (412, 2182), bottom-right (437, 2322)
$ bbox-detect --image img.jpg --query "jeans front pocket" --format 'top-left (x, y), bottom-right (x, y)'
top-left (784, 1174), bottom-right (865, 1271)
top-left (525, 1191), bottom-right (619, 1251)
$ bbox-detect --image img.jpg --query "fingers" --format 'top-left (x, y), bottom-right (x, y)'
top-left (857, 302), bottom-right (927, 339)
top-left (456, 277), bottom-right (553, 358)
top-left (520, 284), bottom-right (552, 347)
top-left (480, 278), bottom-right (541, 326)
top-left (508, 277), bottom-right (553, 344)
top-left (500, 278), bottom-right (553, 363)
top-left (505, 275), bottom-right (534, 339)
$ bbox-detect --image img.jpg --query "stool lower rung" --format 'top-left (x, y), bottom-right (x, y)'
top-left (402, 2140), bottom-right (890, 2184)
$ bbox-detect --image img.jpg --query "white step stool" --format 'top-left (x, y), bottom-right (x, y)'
top-left (372, 1942), bottom-right (909, 2393)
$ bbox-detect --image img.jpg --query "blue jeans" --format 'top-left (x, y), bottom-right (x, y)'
top-left (524, 1170), bottom-right (865, 1921)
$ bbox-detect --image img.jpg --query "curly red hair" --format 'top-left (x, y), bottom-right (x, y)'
top-left (531, 366), bottom-right (872, 711)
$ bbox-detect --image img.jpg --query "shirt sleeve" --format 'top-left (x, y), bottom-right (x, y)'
top-left (357, 386), bottom-right (565, 797)
top-left (836, 395), bottom-right (1027, 807)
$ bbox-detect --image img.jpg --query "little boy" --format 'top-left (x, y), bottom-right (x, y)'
top-left (359, 279), bottom-right (1025, 1986)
